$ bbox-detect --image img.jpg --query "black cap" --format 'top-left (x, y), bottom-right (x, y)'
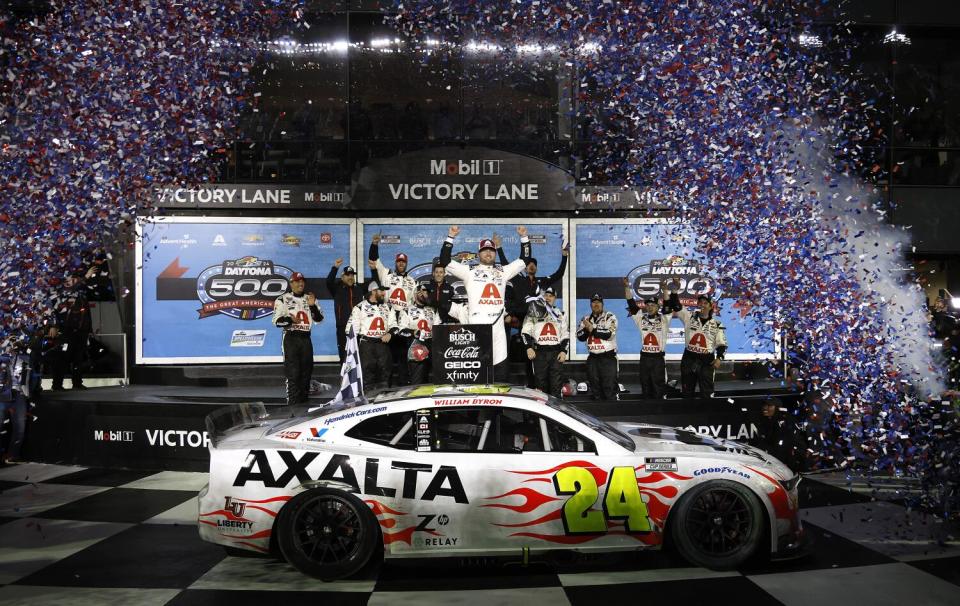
top-left (368, 282), bottom-right (385, 293)
top-left (590, 294), bottom-right (603, 302)
top-left (527, 257), bottom-right (538, 266)
top-left (416, 283), bottom-right (428, 292)
top-left (343, 266), bottom-right (357, 275)
top-left (544, 287), bottom-right (557, 296)
top-left (644, 296), bottom-right (659, 305)
top-left (697, 294), bottom-right (712, 303)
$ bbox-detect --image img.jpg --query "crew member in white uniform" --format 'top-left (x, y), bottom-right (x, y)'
top-left (521, 287), bottom-right (568, 397)
top-left (397, 284), bottom-right (438, 385)
top-left (347, 282), bottom-right (399, 392)
top-left (272, 271), bottom-right (323, 405)
top-left (576, 294), bottom-right (619, 400)
top-left (674, 294), bottom-right (727, 398)
top-left (369, 233), bottom-right (417, 386)
top-left (437, 224), bottom-right (531, 382)
top-left (625, 279), bottom-right (679, 399)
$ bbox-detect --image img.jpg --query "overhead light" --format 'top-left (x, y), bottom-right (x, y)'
top-left (951, 297), bottom-right (960, 309)
top-left (884, 29), bottom-right (910, 45)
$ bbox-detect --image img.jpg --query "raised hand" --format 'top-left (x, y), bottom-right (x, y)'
top-left (516, 225), bottom-right (527, 238)
top-left (306, 293), bottom-right (317, 306)
top-left (621, 276), bottom-right (629, 287)
top-left (334, 257), bottom-right (344, 267)
top-left (448, 225), bottom-right (460, 238)
top-left (372, 233), bottom-right (381, 245)
top-left (493, 233), bottom-right (502, 248)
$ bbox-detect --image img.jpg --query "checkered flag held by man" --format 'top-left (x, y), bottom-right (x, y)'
top-left (329, 325), bottom-right (364, 405)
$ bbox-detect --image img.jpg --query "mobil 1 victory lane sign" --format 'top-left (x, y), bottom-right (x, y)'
top-left (432, 324), bottom-right (493, 384)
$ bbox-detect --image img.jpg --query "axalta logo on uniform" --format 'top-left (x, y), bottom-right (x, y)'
top-left (477, 283), bottom-right (502, 305)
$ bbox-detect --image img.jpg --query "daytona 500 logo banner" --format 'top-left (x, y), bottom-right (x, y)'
top-left (137, 218), bottom-right (352, 363)
top-left (572, 221), bottom-right (777, 360)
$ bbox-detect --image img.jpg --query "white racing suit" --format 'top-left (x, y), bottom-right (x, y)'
top-left (397, 304), bottom-right (438, 384)
top-left (347, 299), bottom-right (398, 391)
top-left (438, 236), bottom-right (531, 369)
top-left (272, 292), bottom-right (323, 405)
top-left (675, 307), bottom-right (727, 398)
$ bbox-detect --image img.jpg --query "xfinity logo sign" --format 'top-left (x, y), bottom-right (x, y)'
top-left (430, 159), bottom-right (501, 176)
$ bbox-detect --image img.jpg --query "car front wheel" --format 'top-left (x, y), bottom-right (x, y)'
top-left (670, 479), bottom-right (765, 570)
top-left (276, 487), bottom-right (380, 581)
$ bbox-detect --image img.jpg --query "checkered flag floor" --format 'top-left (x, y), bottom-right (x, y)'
top-left (1, 464), bottom-right (958, 605)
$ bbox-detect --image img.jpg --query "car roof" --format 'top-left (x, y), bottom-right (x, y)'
top-left (370, 384), bottom-right (548, 404)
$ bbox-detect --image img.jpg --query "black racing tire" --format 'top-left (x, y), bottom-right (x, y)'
top-left (276, 488), bottom-right (380, 581)
top-left (669, 479), bottom-right (765, 570)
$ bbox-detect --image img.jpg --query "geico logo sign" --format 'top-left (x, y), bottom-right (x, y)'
top-left (145, 429), bottom-right (210, 448)
top-left (444, 360), bottom-right (481, 369)
top-left (93, 430), bottom-right (134, 442)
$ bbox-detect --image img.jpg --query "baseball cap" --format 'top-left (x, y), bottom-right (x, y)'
top-left (644, 296), bottom-right (659, 305)
top-left (478, 239), bottom-right (496, 252)
top-left (697, 294), bottom-right (712, 303)
top-left (590, 293), bottom-right (603, 302)
top-left (416, 283), bottom-right (428, 292)
top-left (544, 287), bottom-right (557, 296)
top-left (290, 272), bottom-right (305, 282)
top-left (343, 266), bottom-right (357, 275)
top-left (395, 253), bottom-right (408, 263)
top-left (368, 281), bottom-right (386, 293)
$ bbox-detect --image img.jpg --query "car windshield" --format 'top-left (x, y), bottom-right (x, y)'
top-left (544, 398), bottom-right (635, 452)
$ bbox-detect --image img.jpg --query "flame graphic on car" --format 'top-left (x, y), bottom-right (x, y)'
top-left (365, 499), bottom-right (442, 546)
top-left (482, 461), bottom-right (692, 546)
top-left (199, 495), bottom-right (291, 553)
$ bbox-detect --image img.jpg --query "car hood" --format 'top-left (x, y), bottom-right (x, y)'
top-left (610, 421), bottom-right (793, 478)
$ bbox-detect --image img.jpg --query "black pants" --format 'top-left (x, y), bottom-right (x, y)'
top-left (53, 333), bottom-right (88, 389)
top-left (680, 350), bottom-right (715, 398)
top-left (638, 352), bottom-right (667, 399)
top-left (532, 346), bottom-right (564, 397)
top-left (360, 339), bottom-right (391, 392)
top-left (388, 334), bottom-right (410, 387)
top-left (282, 331), bottom-right (313, 406)
top-left (587, 351), bottom-right (619, 400)
top-left (493, 359), bottom-right (511, 383)
top-left (408, 358), bottom-right (431, 385)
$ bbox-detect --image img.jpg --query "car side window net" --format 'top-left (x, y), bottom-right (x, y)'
top-left (346, 412), bottom-right (415, 450)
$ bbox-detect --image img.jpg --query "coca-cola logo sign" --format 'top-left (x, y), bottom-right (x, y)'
top-left (445, 346), bottom-right (480, 359)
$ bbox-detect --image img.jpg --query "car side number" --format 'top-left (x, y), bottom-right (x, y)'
top-left (553, 466), bottom-right (651, 534)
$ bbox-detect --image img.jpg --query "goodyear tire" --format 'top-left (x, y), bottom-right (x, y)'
top-left (276, 488), bottom-right (379, 581)
top-left (670, 479), bottom-right (765, 570)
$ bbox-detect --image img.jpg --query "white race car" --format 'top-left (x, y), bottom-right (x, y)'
top-left (198, 385), bottom-right (805, 580)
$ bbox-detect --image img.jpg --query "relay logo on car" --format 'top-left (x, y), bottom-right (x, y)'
top-left (195, 257), bottom-right (294, 321)
top-left (626, 257), bottom-right (713, 308)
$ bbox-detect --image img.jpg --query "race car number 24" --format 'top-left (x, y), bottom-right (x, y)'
top-left (553, 466), bottom-right (651, 534)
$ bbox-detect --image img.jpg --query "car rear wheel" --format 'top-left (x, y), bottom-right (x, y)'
top-left (276, 488), bottom-right (380, 581)
top-left (670, 479), bottom-right (765, 570)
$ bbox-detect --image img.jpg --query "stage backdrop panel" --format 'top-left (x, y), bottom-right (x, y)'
top-left (571, 219), bottom-right (778, 361)
top-left (357, 218), bottom-right (568, 299)
top-left (136, 217), bottom-right (354, 363)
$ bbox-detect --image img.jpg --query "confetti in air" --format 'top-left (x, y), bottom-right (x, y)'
top-left (0, 1), bottom-right (301, 344)
top-left (388, 0), bottom-right (951, 486)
